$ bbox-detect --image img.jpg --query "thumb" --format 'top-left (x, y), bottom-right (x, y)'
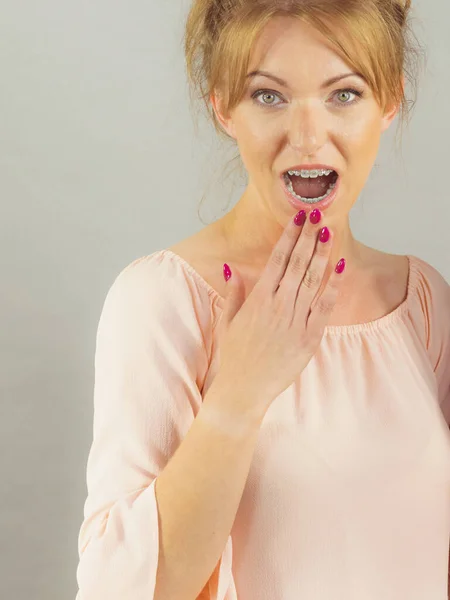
top-left (221, 263), bottom-right (246, 328)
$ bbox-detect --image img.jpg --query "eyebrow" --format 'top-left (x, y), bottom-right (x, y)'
top-left (246, 70), bottom-right (365, 89)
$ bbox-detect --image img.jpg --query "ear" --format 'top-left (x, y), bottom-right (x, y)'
top-left (210, 91), bottom-right (237, 139)
top-left (381, 75), bottom-right (405, 133)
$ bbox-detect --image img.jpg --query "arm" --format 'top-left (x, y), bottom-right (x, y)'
top-left (154, 378), bottom-right (265, 599)
top-left (76, 255), bottom-right (257, 600)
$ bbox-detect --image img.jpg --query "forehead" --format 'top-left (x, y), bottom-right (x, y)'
top-left (248, 16), bottom-right (354, 78)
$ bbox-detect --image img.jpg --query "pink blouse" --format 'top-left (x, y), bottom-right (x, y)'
top-left (76, 250), bottom-right (450, 600)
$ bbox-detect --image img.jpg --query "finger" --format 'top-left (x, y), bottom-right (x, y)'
top-left (290, 226), bottom-right (334, 318)
top-left (303, 258), bottom-right (346, 335)
top-left (257, 210), bottom-right (323, 296)
top-left (220, 264), bottom-right (246, 330)
top-left (255, 210), bottom-right (307, 295)
top-left (275, 215), bottom-right (329, 310)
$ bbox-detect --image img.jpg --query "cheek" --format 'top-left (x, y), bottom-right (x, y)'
top-left (234, 114), bottom-right (281, 172)
top-left (337, 114), bottom-right (381, 159)
top-left (336, 120), bottom-right (382, 201)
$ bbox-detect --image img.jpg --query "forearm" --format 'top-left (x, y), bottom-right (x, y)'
top-left (154, 382), bottom-right (265, 600)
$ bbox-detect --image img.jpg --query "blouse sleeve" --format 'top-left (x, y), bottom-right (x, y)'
top-left (75, 253), bottom-right (236, 600)
top-left (411, 256), bottom-right (450, 424)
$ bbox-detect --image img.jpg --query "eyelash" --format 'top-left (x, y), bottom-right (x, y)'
top-left (251, 88), bottom-right (364, 108)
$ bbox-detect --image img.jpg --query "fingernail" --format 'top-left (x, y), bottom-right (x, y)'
top-left (310, 209), bottom-right (322, 224)
top-left (335, 258), bottom-right (346, 274)
top-left (319, 227), bottom-right (330, 243)
top-left (294, 210), bottom-right (307, 226)
top-left (223, 263), bottom-right (232, 282)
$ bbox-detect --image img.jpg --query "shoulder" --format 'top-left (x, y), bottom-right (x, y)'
top-left (98, 250), bottom-right (219, 338)
top-left (108, 250), bottom-right (216, 302)
top-left (408, 255), bottom-right (450, 311)
top-left (168, 221), bottom-right (230, 299)
top-left (407, 254), bottom-right (450, 350)
top-left (408, 256), bottom-right (450, 412)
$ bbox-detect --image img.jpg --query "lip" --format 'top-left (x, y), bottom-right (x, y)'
top-left (280, 170), bottom-right (341, 212)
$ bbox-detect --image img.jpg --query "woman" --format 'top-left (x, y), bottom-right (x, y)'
top-left (76, 1), bottom-right (450, 599)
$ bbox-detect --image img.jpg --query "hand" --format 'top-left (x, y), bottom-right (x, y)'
top-left (216, 210), bottom-right (345, 419)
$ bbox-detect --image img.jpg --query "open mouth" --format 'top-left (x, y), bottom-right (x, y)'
top-left (283, 169), bottom-right (339, 204)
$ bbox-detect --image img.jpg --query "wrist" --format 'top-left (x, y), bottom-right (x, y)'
top-left (200, 378), bottom-right (267, 437)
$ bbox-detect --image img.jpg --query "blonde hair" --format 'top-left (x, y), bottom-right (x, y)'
top-left (185, 0), bottom-right (424, 140)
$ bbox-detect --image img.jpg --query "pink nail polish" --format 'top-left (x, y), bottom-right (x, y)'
top-left (310, 209), bottom-right (322, 224)
top-left (335, 258), bottom-right (346, 274)
top-left (223, 263), bottom-right (232, 282)
top-left (294, 210), bottom-right (307, 226)
top-left (319, 227), bottom-right (330, 243)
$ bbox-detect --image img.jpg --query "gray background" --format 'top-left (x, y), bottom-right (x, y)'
top-left (0, 1), bottom-right (449, 599)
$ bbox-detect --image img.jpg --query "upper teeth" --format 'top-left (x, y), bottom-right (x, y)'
top-left (287, 169), bottom-right (334, 178)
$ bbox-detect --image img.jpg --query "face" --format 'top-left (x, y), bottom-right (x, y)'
top-left (212, 16), bottom-right (399, 224)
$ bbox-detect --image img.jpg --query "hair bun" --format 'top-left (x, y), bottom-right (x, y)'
top-left (397, 0), bottom-right (411, 12)
top-left (393, 0), bottom-right (411, 26)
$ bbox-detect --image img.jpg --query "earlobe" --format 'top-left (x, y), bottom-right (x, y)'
top-left (381, 101), bottom-right (400, 132)
top-left (210, 92), bottom-right (236, 138)
top-left (381, 76), bottom-right (405, 132)
top-left (226, 121), bottom-right (237, 139)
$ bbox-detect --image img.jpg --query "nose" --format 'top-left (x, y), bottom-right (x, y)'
top-left (287, 102), bottom-right (327, 155)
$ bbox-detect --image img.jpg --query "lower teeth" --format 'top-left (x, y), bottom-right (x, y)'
top-left (285, 176), bottom-right (336, 204)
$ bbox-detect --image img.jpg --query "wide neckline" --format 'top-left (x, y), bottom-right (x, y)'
top-left (161, 249), bottom-right (417, 336)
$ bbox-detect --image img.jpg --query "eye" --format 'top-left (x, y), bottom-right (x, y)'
top-left (333, 88), bottom-right (363, 106)
top-left (251, 87), bottom-right (364, 108)
top-left (252, 90), bottom-right (284, 107)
